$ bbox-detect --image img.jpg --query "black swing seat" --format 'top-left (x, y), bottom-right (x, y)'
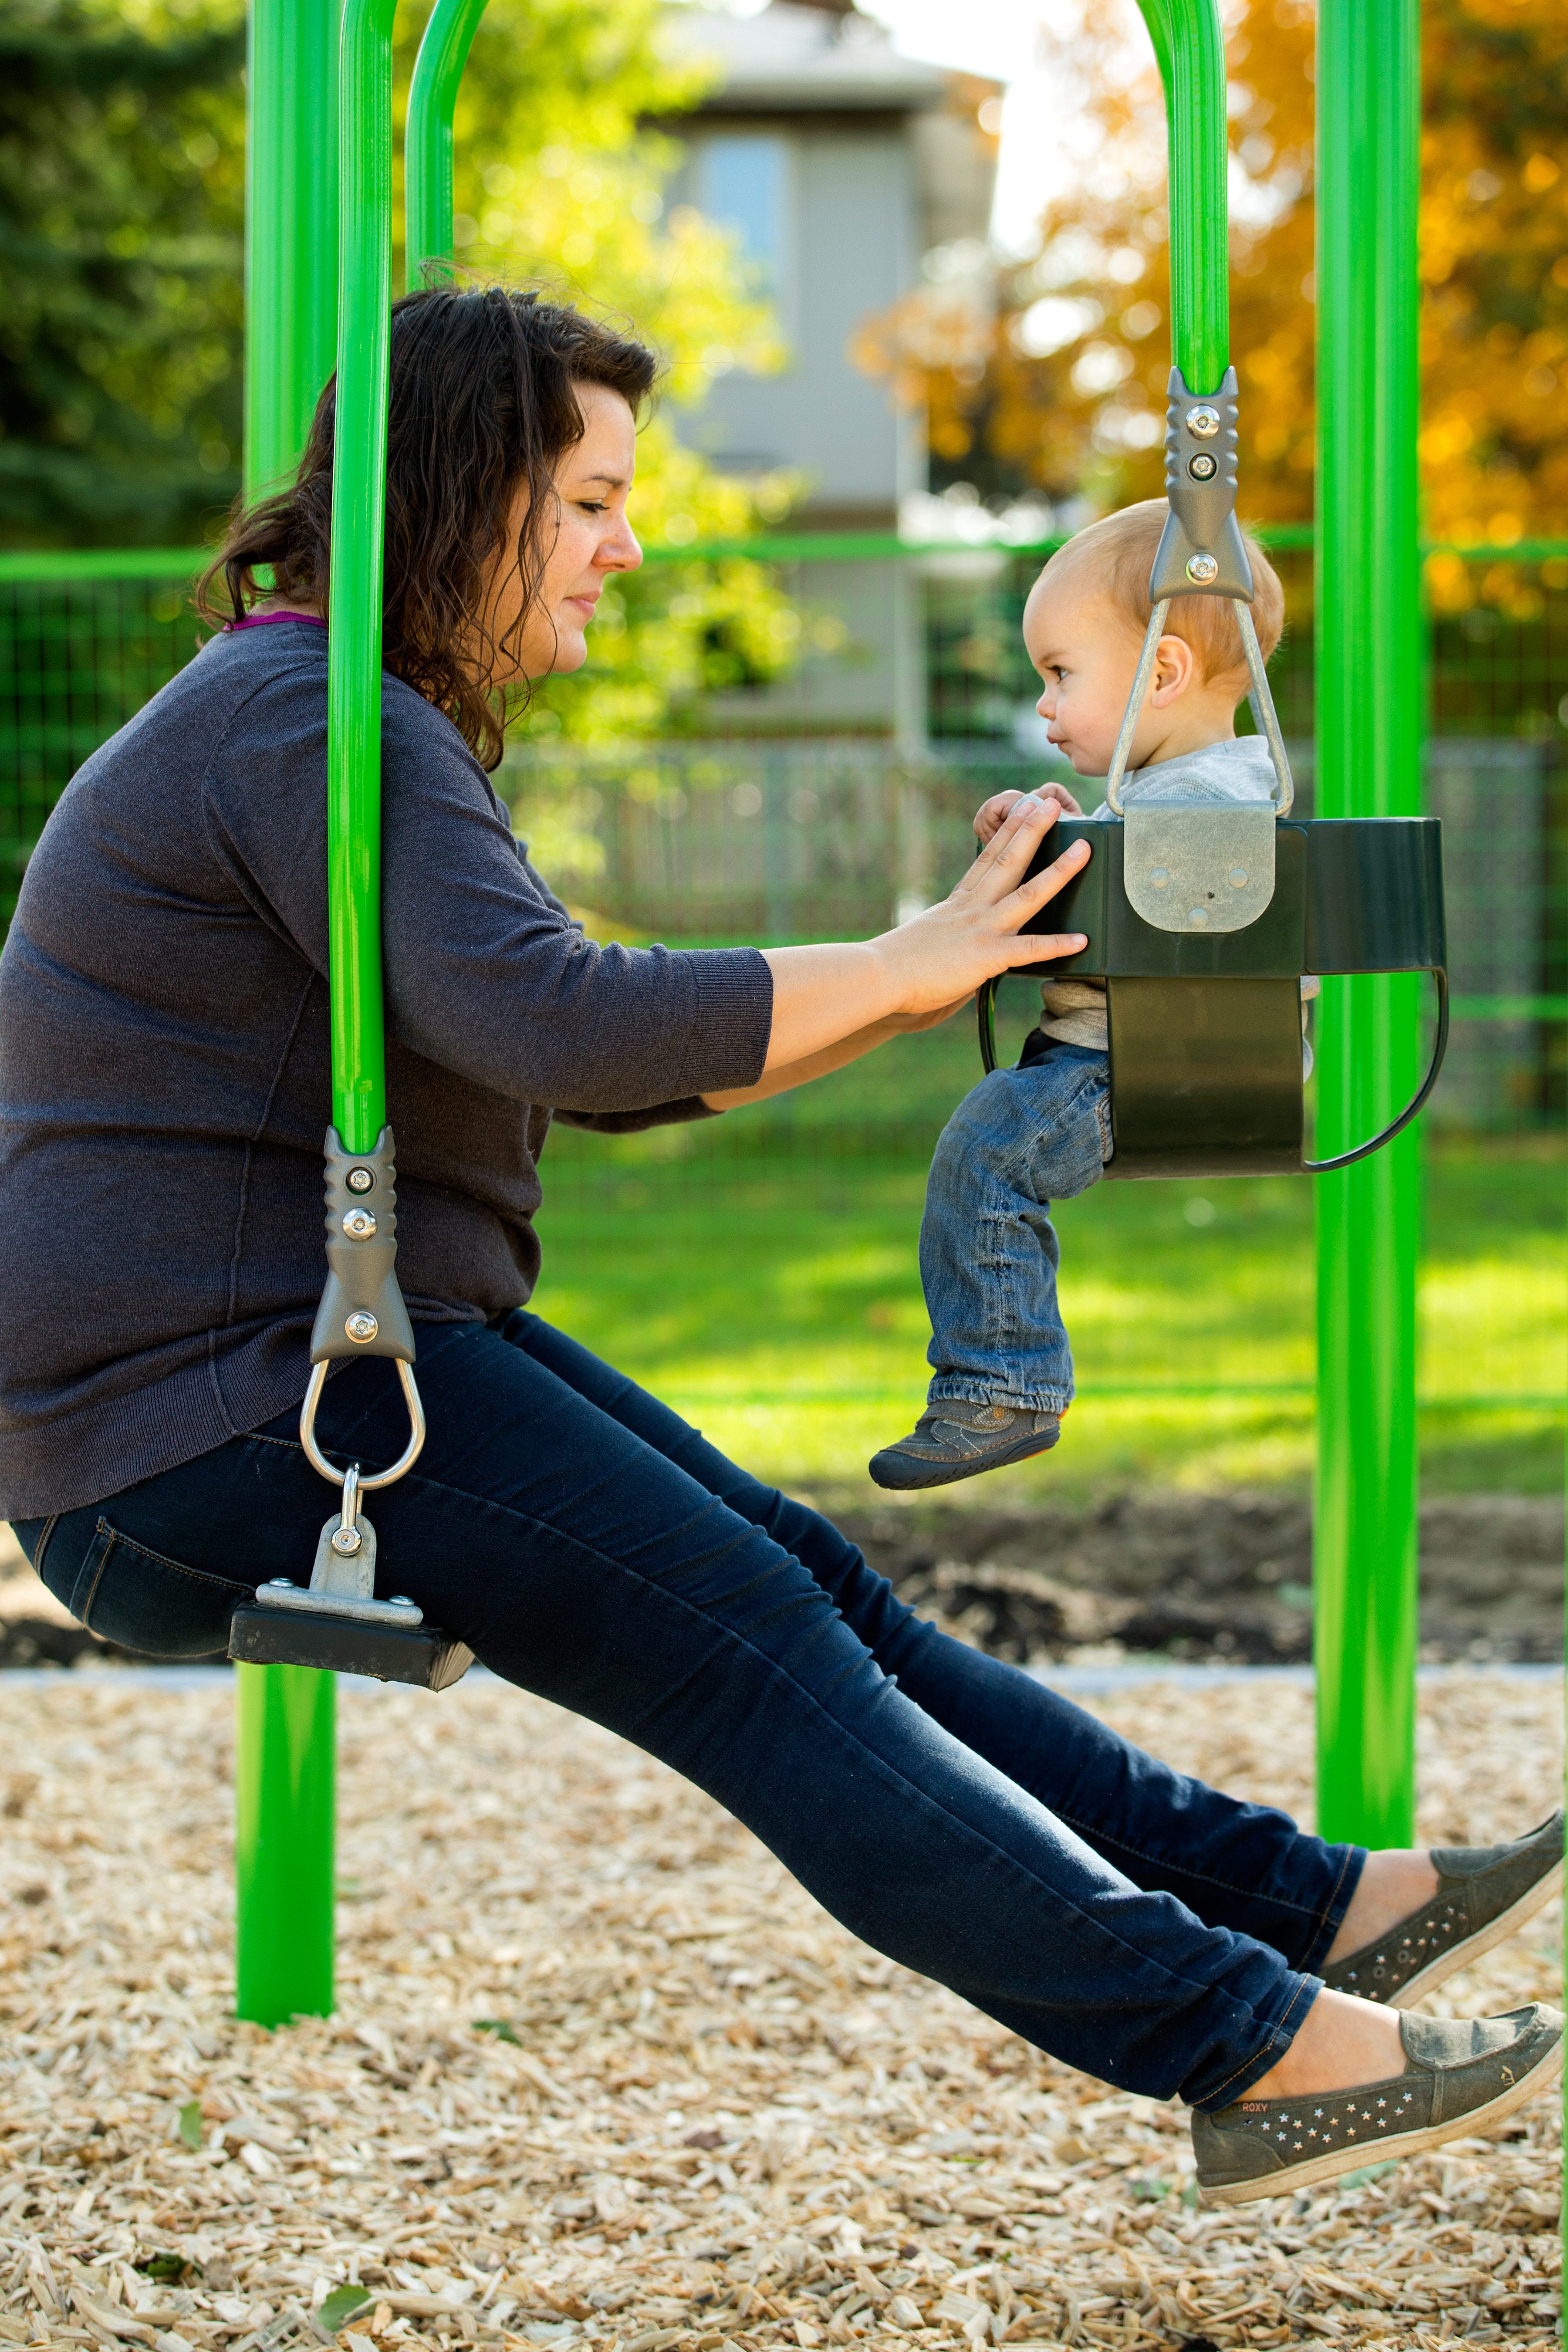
top-left (229, 1599), bottom-right (474, 1689)
top-left (1007, 814), bottom-right (1447, 1180)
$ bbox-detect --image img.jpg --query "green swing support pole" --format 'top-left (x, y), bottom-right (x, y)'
top-left (406, 0), bottom-right (489, 291)
top-left (234, 0), bottom-right (341, 2032)
top-left (1133, 0), bottom-right (1229, 398)
top-left (1313, 0), bottom-right (1423, 1849)
top-left (1135, 0), bottom-right (1423, 1849)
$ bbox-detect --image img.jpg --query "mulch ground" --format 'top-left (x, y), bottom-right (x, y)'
top-left (0, 1669), bottom-right (1559, 2352)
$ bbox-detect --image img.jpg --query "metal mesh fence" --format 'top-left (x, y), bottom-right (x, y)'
top-left (0, 565), bottom-right (199, 933)
top-left (0, 544), bottom-right (1562, 1487)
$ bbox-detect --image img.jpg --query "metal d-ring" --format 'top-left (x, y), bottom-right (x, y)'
top-left (298, 1357), bottom-right (427, 1491)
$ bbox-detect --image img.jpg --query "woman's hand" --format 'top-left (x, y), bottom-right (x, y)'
top-left (866, 794), bottom-right (1090, 1020)
top-left (757, 795), bottom-right (1091, 1071)
top-left (974, 780), bottom-right (1082, 841)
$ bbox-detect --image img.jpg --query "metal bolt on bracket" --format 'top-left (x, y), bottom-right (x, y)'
top-left (1148, 866), bottom-right (1172, 889)
top-left (1228, 866), bottom-right (1249, 887)
top-left (345, 1311), bottom-right (379, 1344)
top-left (1188, 453), bottom-right (1217, 481)
top-left (345, 1166), bottom-right (375, 1194)
top-left (342, 1207), bottom-right (378, 1240)
top-left (1186, 552), bottom-right (1220, 585)
top-left (1187, 405), bottom-right (1221, 438)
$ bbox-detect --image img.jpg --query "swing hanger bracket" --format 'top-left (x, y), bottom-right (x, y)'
top-left (1149, 366), bottom-right (1254, 604)
top-left (253, 1453), bottom-right (426, 1630)
top-left (308, 1125), bottom-right (418, 1364)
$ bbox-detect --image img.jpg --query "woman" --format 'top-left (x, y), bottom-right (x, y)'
top-left (0, 286), bottom-right (1557, 2208)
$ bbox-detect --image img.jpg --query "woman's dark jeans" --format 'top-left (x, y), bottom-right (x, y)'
top-left (14, 1311), bottom-right (1359, 2110)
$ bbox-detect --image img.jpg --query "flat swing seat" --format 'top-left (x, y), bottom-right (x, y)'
top-left (994, 811), bottom-right (1448, 1181)
top-left (229, 1602), bottom-right (474, 1688)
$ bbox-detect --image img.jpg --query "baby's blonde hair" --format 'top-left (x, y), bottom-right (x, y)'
top-left (1042, 499), bottom-right (1284, 694)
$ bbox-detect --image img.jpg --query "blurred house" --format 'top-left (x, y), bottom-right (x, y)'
top-left (656, 0), bottom-right (1000, 740)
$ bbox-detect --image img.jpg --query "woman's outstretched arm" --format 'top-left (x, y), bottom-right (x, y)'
top-left (701, 997), bottom-right (969, 1111)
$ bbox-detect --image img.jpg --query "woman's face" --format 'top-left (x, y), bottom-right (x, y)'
top-left (493, 381), bottom-right (642, 679)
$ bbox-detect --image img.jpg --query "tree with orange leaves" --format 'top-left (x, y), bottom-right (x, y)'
top-left (853, 0), bottom-right (1568, 563)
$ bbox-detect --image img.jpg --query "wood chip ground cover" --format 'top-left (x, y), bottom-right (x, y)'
top-left (0, 1671), bottom-right (1559, 2351)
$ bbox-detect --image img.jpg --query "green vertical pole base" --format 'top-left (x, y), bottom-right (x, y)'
top-left (1313, 982), bottom-right (1422, 1855)
top-left (234, 1662), bottom-right (336, 2026)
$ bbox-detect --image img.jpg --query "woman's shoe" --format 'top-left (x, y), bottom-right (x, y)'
top-left (1321, 1811), bottom-right (1563, 2008)
top-left (1193, 2003), bottom-right (1563, 2207)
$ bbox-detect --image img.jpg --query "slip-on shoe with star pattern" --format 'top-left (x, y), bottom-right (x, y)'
top-left (1192, 2004), bottom-right (1563, 2207)
top-left (1321, 1812), bottom-right (1563, 2008)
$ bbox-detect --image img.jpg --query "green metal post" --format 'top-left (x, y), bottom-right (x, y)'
top-left (243, 0), bottom-right (339, 497)
top-left (1134, 0), bottom-right (1229, 396)
top-left (1313, 0), bottom-right (1423, 1847)
top-left (406, 0), bottom-right (489, 291)
top-left (234, 0), bottom-right (340, 2029)
top-left (234, 1662), bottom-right (337, 2023)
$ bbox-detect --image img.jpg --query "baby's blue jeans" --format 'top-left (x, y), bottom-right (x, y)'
top-left (922, 1040), bottom-right (1111, 1414)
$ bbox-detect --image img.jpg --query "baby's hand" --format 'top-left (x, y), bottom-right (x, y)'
top-left (973, 782), bottom-right (1083, 843)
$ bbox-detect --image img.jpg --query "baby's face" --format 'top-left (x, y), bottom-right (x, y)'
top-left (1023, 571), bottom-right (1145, 776)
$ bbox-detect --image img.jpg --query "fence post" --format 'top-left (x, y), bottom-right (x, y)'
top-left (233, 0), bottom-right (341, 2029)
top-left (1312, 0), bottom-right (1423, 1847)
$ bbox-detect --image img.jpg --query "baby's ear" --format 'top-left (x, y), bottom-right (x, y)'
top-left (1151, 632), bottom-right (1198, 703)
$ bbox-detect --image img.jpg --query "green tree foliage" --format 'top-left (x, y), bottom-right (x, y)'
top-left (418, 0), bottom-right (803, 743)
top-left (0, 0), bottom-right (245, 546)
top-left (1, 0), bottom-right (805, 740)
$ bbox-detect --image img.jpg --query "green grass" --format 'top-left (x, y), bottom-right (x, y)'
top-left (531, 1027), bottom-right (1565, 1502)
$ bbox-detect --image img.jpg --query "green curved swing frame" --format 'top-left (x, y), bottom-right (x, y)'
top-left (238, 0), bottom-right (1516, 2259)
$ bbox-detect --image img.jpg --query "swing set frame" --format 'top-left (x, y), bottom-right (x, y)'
top-left (235, 0), bottom-right (1556, 2292)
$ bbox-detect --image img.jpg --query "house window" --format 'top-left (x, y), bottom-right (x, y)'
top-left (697, 134), bottom-right (790, 297)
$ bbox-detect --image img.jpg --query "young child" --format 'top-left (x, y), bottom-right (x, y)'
top-left (870, 499), bottom-right (1293, 1490)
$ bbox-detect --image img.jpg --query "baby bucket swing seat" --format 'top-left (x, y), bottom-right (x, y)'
top-left (976, 366), bottom-right (1449, 1181)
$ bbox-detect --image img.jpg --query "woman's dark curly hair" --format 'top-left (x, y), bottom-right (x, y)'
top-left (198, 287), bottom-right (659, 770)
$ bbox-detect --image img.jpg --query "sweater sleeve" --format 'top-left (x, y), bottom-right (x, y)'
top-left (553, 1095), bottom-right (722, 1134)
top-left (202, 666), bottom-right (774, 1115)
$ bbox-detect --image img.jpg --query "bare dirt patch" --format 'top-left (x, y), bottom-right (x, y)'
top-left (831, 1492), bottom-right (1565, 1668)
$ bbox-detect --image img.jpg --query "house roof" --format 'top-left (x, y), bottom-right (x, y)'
top-left (666, 3), bottom-right (952, 115)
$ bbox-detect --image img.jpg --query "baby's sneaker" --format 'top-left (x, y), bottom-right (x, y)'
top-left (869, 1401), bottom-right (1061, 1490)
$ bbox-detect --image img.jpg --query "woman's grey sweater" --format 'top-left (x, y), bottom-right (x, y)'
top-left (0, 623), bottom-right (773, 1520)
